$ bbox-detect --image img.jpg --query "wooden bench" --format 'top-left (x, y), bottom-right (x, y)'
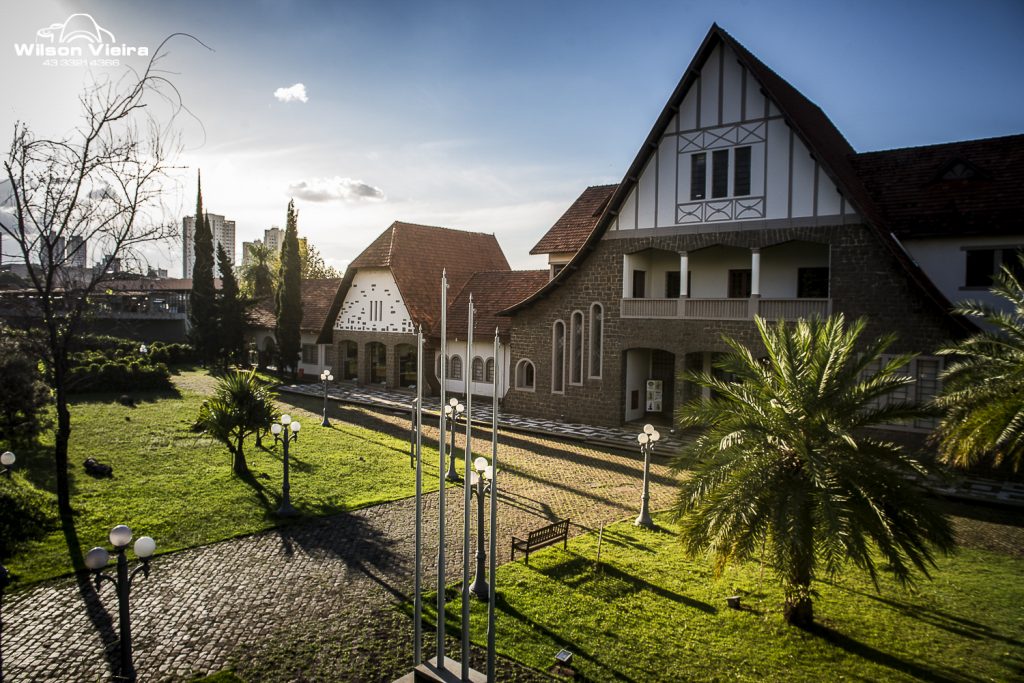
top-left (511, 518), bottom-right (570, 564)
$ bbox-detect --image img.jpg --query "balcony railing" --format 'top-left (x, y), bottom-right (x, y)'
top-left (620, 298), bottom-right (679, 318)
top-left (620, 297), bottom-right (832, 321)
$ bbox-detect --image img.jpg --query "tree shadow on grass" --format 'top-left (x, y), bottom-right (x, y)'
top-left (275, 511), bottom-right (407, 602)
top-left (805, 622), bottom-right (982, 683)
top-left (235, 468), bottom-right (281, 519)
top-left (62, 512), bottom-right (120, 679)
top-left (826, 582), bottom-right (1024, 647)
top-left (531, 553), bottom-right (717, 614)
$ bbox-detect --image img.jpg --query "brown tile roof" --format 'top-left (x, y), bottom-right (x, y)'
top-left (247, 278), bottom-right (343, 333)
top-left (317, 222), bottom-right (509, 343)
top-left (530, 184), bottom-right (617, 255)
top-left (502, 24), bottom-right (972, 335)
top-left (853, 135), bottom-right (1024, 239)
top-left (437, 270), bottom-right (549, 341)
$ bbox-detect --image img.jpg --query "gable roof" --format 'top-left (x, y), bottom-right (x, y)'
top-left (530, 184), bottom-right (618, 255)
top-left (501, 24), bottom-right (970, 334)
top-left (436, 270), bottom-right (549, 341)
top-left (248, 277), bottom-right (343, 333)
top-left (852, 134), bottom-right (1024, 239)
top-left (317, 221), bottom-right (509, 343)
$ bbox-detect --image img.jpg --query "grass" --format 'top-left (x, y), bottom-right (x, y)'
top-left (5, 369), bottom-right (453, 586)
top-left (435, 515), bottom-right (1024, 682)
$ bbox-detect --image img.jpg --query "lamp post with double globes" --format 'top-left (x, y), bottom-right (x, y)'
top-left (469, 456), bottom-right (493, 601)
top-left (635, 424), bottom-right (660, 528)
top-left (271, 414), bottom-right (301, 516)
top-left (84, 525), bottom-right (156, 682)
top-left (443, 398), bottom-right (465, 481)
top-left (320, 369), bottom-right (334, 427)
top-left (1, 451), bottom-right (14, 478)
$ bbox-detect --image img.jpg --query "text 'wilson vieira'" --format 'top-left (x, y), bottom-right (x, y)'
top-left (13, 43), bottom-right (149, 57)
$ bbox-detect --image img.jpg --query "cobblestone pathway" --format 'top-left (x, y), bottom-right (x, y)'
top-left (3, 401), bottom-right (677, 682)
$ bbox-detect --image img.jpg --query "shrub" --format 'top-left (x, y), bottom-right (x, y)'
top-left (67, 360), bottom-right (172, 393)
top-left (0, 333), bottom-right (51, 446)
top-left (0, 474), bottom-right (58, 561)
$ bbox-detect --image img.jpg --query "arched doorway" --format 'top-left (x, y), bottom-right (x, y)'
top-left (368, 342), bottom-right (387, 384)
top-left (338, 340), bottom-right (358, 380)
top-left (396, 343), bottom-right (417, 388)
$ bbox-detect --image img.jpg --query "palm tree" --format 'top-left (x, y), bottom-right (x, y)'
top-left (197, 370), bottom-right (277, 476)
top-left (673, 315), bottom-right (955, 627)
top-left (240, 242), bottom-right (278, 300)
top-left (933, 259), bottom-right (1024, 471)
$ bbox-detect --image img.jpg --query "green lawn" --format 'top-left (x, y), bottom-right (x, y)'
top-left (437, 516), bottom-right (1024, 682)
top-left (6, 370), bottom-right (449, 586)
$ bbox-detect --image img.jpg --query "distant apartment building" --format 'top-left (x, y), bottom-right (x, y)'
top-left (66, 235), bottom-right (87, 268)
top-left (240, 226), bottom-right (302, 268)
top-left (183, 213), bottom-right (236, 278)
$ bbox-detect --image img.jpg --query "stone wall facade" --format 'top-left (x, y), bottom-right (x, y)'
top-left (503, 223), bottom-right (964, 427)
top-left (331, 330), bottom-right (440, 395)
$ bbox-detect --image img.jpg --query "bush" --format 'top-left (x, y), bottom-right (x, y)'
top-left (0, 474), bottom-right (58, 561)
top-left (0, 333), bottom-right (51, 446)
top-left (67, 360), bottom-right (173, 393)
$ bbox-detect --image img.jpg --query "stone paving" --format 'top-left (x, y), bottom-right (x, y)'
top-left (2, 401), bottom-right (677, 682)
top-left (280, 381), bottom-right (1024, 508)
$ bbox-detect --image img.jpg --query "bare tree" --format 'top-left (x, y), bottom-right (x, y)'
top-left (0, 36), bottom-right (203, 515)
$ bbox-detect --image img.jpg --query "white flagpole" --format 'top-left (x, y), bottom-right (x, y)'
top-left (487, 327), bottom-right (500, 681)
top-left (414, 326), bottom-right (423, 665)
top-left (461, 294), bottom-right (474, 680)
top-left (437, 271), bottom-right (448, 665)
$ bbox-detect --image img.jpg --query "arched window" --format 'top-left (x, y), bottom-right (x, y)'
top-left (485, 358), bottom-right (495, 383)
top-left (589, 303), bottom-right (603, 379)
top-left (435, 353), bottom-right (442, 380)
top-left (552, 320), bottom-right (565, 393)
top-left (450, 355), bottom-right (463, 381)
top-left (368, 342), bottom-right (387, 384)
top-left (339, 340), bottom-right (358, 380)
top-left (515, 359), bottom-right (535, 390)
top-left (472, 357), bottom-right (485, 382)
top-left (570, 310), bottom-right (584, 385)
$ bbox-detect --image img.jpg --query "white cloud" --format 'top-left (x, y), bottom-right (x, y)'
top-left (288, 176), bottom-right (385, 203)
top-left (273, 83), bottom-right (308, 103)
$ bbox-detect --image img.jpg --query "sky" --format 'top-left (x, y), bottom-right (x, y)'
top-left (2, 0), bottom-right (1022, 275)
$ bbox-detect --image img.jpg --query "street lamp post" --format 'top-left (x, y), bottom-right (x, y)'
top-left (84, 525), bottom-right (157, 682)
top-left (469, 456), bottom-right (493, 601)
top-left (0, 563), bottom-right (9, 683)
top-left (138, 344), bottom-right (148, 357)
top-left (271, 414), bottom-right (301, 516)
top-left (635, 423), bottom-right (660, 528)
top-left (320, 369), bottom-right (334, 427)
top-left (443, 398), bottom-right (464, 481)
top-left (1, 451), bottom-right (14, 478)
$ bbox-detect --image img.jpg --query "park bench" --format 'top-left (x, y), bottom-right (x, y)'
top-left (511, 518), bottom-right (570, 564)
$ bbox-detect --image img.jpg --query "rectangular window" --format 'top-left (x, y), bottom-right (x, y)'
top-left (690, 153), bottom-right (706, 200)
top-left (797, 267), bottom-right (830, 298)
top-left (712, 149), bottom-right (729, 198)
top-left (665, 271), bottom-right (681, 298)
top-left (632, 270), bottom-right (646, 299)
top-left (728, 269), bottom-right (751, 298)
top-left (734, 146), bottom-right (751, 196)
top-left (301, 344), bottom-right (318, 365)
top-left (964, 247), bottom-right (1024, 288)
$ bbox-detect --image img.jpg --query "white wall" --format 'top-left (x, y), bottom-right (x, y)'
top-left (625, 349), bottom-right (651, 422)
top-left (245, 329), bottom-right (324, 377)
top-left (608, 42), bottom-right (854, 235)
top-left (688, 246), bottom-right (751, 298)
top-left (759, 242), bottom-right (829, 298)
top-left (334, 267), bottom-right (414, 333)
top-left (903, 236), bottom-right (1024, 313)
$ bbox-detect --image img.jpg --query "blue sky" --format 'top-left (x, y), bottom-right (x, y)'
top-left (2, 0), bottom-right (1022, 273)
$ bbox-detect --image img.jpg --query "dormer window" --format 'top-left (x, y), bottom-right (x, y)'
top-left (942, 161), bottom-right (978, 181)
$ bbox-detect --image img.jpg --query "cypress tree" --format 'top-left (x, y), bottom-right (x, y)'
top-left (217, 243), bottom-right (246, 367)
top-left (188, 171), bottom-right (217, 365)
top-left (275, 199), bottom-right (303, 378)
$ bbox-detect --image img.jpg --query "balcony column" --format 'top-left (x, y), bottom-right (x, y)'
top-left (679, 251), bottom-right (688, 318)
top-left (749, 248), bottom-right (761, 318)
top-left (622, 253), bottom-right (630, 298)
